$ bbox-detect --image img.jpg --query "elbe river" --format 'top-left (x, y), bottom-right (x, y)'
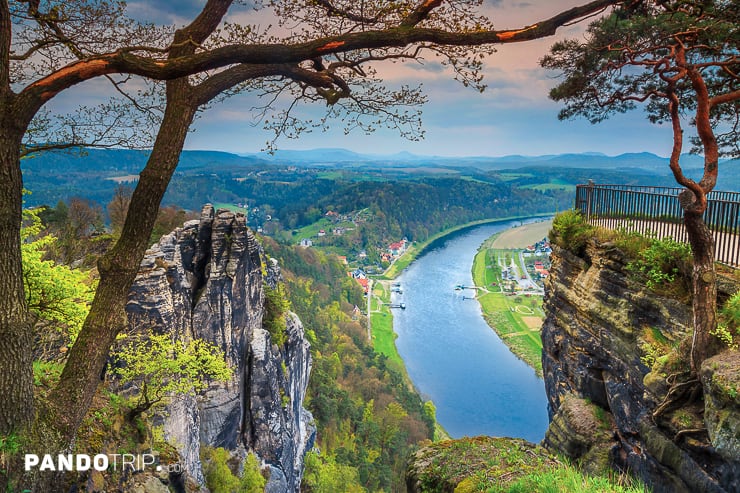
top-left (391, 220), bottom-right (549, 443)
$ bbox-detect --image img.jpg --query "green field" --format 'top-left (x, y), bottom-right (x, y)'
top-left (286, 218), bottom-right (332, 241)
top-left (521, 180), bottom-right (576, 192)
top-left (472, 246), bottom-right (544, 376)
top-left (370, 282), bottom-right (404, 368)
top-left (212, 202), bottom-right (248, 214)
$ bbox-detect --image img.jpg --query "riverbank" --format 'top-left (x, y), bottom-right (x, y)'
top-left (369, 217), bottom-right (552, 440)
top-left (369, 280), bottom-right (451, 441)
top-left (471, 220), bottom-right (553, 376)
top-left (369, 215), bottom-right (552, 375)
top-left (378, 213), bottom-right (553, 280)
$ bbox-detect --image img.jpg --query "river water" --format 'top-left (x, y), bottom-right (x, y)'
top-left (392, 221), bottom-right (550, 442)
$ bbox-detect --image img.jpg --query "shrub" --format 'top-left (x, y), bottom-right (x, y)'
top-left (551, 210), bottom-right (594, 256)
top-left (612, 229), bottom-right (653, 259)
top-left (263, 283), bottom-right (291, 347)
top-left (715, 292), bottom-right (740, 350)
top-left (626, 238), bottom-right (691, 291)
top-left (240, 452), bottom-right (267, 493)
top-left (202, 447), bottom-right (240, 493)
top-left (202, 447), bottom-right (266, 493)
top-left (720, 291), bottom-right (740, 329)
top-left (111, 333), bottom-right (232, 418)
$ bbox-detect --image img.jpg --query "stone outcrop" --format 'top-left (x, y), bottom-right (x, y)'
top-left (700, 351), bottom-right (740, 464)
top-left (125, 205), bottom-right (314, 491)
top-left (542, 241), bottom-right (739, 492)
top-left (406, 436), bottom-right (560, 493)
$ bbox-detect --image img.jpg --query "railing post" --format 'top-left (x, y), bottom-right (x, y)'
top-left (585, 179), bottom-right (595, 221)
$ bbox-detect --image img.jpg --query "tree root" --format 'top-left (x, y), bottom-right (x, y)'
top-left (673, 428), bottom-right (707, 444)
top-left (651, 372), bottom-right (701, 421)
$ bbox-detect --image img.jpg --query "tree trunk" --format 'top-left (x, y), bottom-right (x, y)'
top-left (683, 210), bottom-right (722, 374)
top-left (47, 84), bottom-right (198, 445)
top-left (0, 127), bottom-right (34, 437)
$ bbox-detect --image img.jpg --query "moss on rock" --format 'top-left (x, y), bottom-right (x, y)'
top-left (406, 436), bottom-right (560, 493)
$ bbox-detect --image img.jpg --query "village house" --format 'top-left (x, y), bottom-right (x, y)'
top-left (299, 238), bottom-right (313, 248)
top-left (356, 277), bottom-right (369, 294)
top-left (388, 239), bottom-right (408, 257)
top-left (348, 268), bottom-right (369, 293)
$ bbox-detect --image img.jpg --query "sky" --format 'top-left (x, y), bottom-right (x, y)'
top-left (52, 1), bottom-right (676, 158)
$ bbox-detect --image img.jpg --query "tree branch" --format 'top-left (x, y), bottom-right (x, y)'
top-left (312, 0), bottom-right (381, 24)
top-left (709, 88), bottom-right (740, 108)
top-left (19, 0), bottom-right (620, 107)
top-left (401, 0), bottom-right (444, 28)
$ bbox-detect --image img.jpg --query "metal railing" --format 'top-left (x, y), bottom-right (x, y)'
top-left (575, 183), bottom-right (740, 267)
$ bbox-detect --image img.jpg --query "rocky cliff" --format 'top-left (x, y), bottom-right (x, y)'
top-left (125, 205), bottom-right (314, 492)
top-left (541, 241), bottom-right (739, 492)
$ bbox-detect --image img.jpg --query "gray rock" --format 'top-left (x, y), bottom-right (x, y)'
top-left (542, 241), bottom-right (738, 492)
top-left (126, 205), bottom-right (313, 491)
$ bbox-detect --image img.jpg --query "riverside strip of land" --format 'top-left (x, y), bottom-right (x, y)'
top-left (368, 214), bottom-right (553, 367)
top-left (471, 219), bottom-right (553, 376)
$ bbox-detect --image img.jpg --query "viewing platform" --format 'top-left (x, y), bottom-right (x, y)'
top-left (575, 183), bottom-right (740, 267)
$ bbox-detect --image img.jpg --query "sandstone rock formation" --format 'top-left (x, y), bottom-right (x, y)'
top-left (125, 205), bottom-right (314, 491)
top-left (542, 241), bottom-right (739, 492)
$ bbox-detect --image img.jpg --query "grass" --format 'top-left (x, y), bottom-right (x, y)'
top-left (472, 246), bottom-right (544, 376)
top-left (412, 436), bottom-right (648, 493)
top-left (498, 172), bottom-right (534, 182)
top-left (382, 243), bottom-right (420, 279)
top-left (506, 465), bottom-right (649, 493)
top-left (521, 179), bottom-right (576, 192)
top-left (284, 218), bottom-right (357, 243)
top-left (368, 281), bottom-right (452, 441)
top-left (370, 281), bottom-right (404, 368)
top-left (287, 218), bottom-right (332, 240)
top-left (212, 202), bottom-right (248, 214)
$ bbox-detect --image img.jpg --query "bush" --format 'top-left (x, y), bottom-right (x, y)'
top-left (203, 447), bottom-right (241, 493)
top-left (626, 238), bottom-right (691, 291)
top-left (551, 210), bottom-right (594, 256)
top-left (720, 291), bottom-right (740, 328)
top-left (202, 447), bottom-right (266, 493)
top-left (111, 334), bottom-right (232, 417)
top-left (263, 283), bottom-right (291, 347)
top-left (715, 292), bottom-right (740, 350)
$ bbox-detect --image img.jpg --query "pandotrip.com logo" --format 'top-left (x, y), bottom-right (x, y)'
top-left (24, 453), bottom-right (181, 473)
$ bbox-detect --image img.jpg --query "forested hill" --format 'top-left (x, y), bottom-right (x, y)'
top-left (21, 147), bottom-right (740, 211)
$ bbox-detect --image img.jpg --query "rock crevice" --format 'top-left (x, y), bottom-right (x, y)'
top-left (126, 205), bottom-right (314, 491)
top-left (542, 241), bottom-right (739, 492)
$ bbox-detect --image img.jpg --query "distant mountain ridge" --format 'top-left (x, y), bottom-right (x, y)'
top-left (24, 146), bottom-right (721, 173)
top-left (20, 147), bottom-right (739, 210)
top-left (249, 147), bottom-right (719, 170)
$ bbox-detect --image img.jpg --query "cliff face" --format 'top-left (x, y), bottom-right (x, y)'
top-left (541, 242), bottom-right (739, 492)
top-left (126, 205), bottom-right (314, 492)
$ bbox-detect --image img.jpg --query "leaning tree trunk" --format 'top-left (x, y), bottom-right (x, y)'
top-left (0, 126), bottom-right (34, 443)
top-left (47, 92), bottom-right (198, 446)
top-left (683, 209), bottom-right (722, 375)
top-left (0, 118), bottom-right (35, 493)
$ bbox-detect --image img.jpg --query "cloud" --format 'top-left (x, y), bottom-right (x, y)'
top-left (126, 1), bottom-right (196, 26)
top-left (45, 1), bottom-right (670, 159)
